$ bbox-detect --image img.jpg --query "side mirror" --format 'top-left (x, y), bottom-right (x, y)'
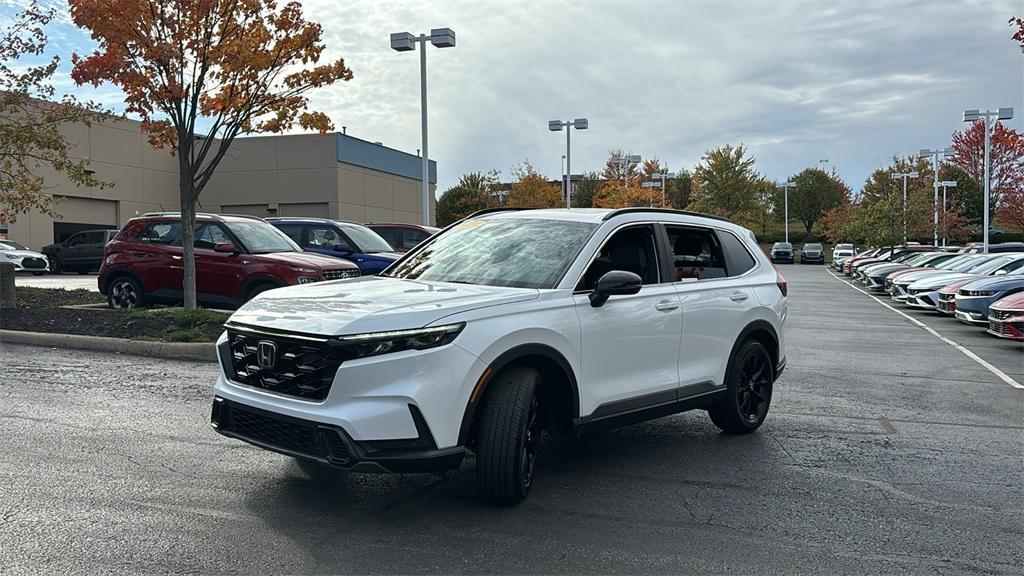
top-left (213, 242), bottom-right (238, 254)
top-left (590, 270), bottom-right (643, 307)
top-left (333, 243), bottom-right (352, 253)
top-left (994, 269), bottom-right (1008, 276)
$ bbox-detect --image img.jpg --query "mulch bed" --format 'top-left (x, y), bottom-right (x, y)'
top-left (1, 288), bottom-right (227, 342)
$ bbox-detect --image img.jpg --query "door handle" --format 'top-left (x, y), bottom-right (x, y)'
top-left (654, 299), bottom-right (680, 312)
top-left (729, 291), bottom-right (749, 302)
top-left (170, 255), bottom-right (182, 260)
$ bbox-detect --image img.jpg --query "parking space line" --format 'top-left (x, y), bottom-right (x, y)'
top-left (826, 271), bottom-right (1023, 390)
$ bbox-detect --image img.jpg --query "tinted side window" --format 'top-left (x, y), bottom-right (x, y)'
top-left (403, 230), bottom-right (427, 249)
top-left (194, 223), bottom-right (233, 249)
top-left (718, 231), bottom-right (757, 276)
top-left (66, 233), bottom-right (85, 246)
top-left (665, 226), bottom-right (727, 281)
top-left (374, 227), bottom-right (400, 248)
top-left (275, 224), bottom-right (305, 245)
top-left (137, 222), bottom-right (180, 245)
top-left (308, 226), bottom-right (345, 249)
top-left (578, 225), bottom-right (660, 290)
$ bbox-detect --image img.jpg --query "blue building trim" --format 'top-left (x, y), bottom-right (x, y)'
top-left (336, 133), bottom-right (436, 184)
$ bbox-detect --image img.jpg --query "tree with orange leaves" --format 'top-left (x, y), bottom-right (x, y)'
top-left (506, 162), bottom-right (562, 209)
top-left (69, 0), bottom-right (353, 309)
top-left (593, 182), bottom-right (663, 208)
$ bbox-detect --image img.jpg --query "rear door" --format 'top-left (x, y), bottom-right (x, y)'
top-left (133, 221), bottom-right (183, 298)
top-left (573, 223), bottom-right (682, 418)
top-left (668, 225), bottom-right (759, 391)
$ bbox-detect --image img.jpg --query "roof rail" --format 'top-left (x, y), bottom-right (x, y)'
top-left (601, 207), bottom-right (732, 223)
top-left (466, 207), bottom-right (532, 219)
top-left (139, 211), bottom-right (264, 221)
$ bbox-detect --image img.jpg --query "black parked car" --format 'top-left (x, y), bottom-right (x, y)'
top-left (42, 229), bottom-right (118, 274)
top-left (771, 242), bottom-right (794, 263)
top-left (800, 243), bottom-right (825, 264)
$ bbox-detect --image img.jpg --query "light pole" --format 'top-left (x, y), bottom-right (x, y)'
top-left (891, 171), bottom-right (919, 246)
top-left (646, 172), bottom-right (677, 205)
top-left (818, 159), bottom-right (830, 171)
top-left (549, 118), bottom-right (589, 208)
top-left (610, 153), bottom-right (641, 186)
top-left (937, 180), bottom-right (957, 246)
top-left (561, 154), bottom-right (567, 200)
top-left (963, 108), bottom-right (1014, 253)
top-left (779, 181), bottom-right (796, 243)
top-left (919, 147), bottom-right (953, 247)
top-left (391, 28), bottom-right (456, 226)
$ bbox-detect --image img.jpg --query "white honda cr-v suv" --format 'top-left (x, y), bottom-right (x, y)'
top-left (211, 208), bottom-right (788, 503)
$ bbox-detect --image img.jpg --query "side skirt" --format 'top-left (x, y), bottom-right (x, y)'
top-left (572, 384), bottom-right (724, 436)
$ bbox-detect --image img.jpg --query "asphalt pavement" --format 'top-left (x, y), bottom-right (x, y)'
top-left (1, 264), bottom-right (1021, 575)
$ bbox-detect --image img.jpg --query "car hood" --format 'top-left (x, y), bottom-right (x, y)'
top-left (365, 251), bottom-right (402, 261)
top-left (907, 273), bottom-right (978, 289)
top-left (865, 263), bottom-right (907, 275)
top-left (1, 250), bottom-right (45, 259)
top-left (227, 276), bottom-right (539, 336)
top-left (895, 269), bottom-right (965, 284)
top-left (990, 292), bottom-right (1024, 310)
top-left (254, 251), bottom-right (359, 269)
top-left (959, 275), bottom-right (1024, 292)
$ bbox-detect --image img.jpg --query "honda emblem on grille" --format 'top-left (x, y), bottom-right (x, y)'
top-left (257, 340), bottom-right (277, 369)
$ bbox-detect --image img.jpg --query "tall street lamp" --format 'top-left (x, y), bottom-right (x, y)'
top-left (610, 153), bottom-right (641, 186)
top-left (646, 172), bottom-right (677, 205)
top-left (779, 181), bottom-right (796, 243)
top-left (891, 171), bottom-right (919, 246)
top-left (963, 107), bottom-right (1014, 253)
top-left (391, 28), bottom-right (456, 226)
top-left (549, 118), bottom-right (589, 208)
top-left (937, 180), bottom-right (957, 246)
top-left (919, 147), bottom-right (953, 247)
top-left (561, 154), bottom-right (567, 200)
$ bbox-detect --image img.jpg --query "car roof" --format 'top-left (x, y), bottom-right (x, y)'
top-left (471, 207), bottom-right (745, 232)
top-left (266, 217), bottom-right (370, 227)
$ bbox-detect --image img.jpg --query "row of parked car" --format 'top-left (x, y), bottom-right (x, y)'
top-left (768, 242), bottom-right (828, 264)
top-left (2, 214), bottom-right (439, 309)
top-left (833, 243), bottom-right (1024, 342)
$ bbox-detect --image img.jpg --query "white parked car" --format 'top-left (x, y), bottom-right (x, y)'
top-left (210, 208), bottom-right (789, 504)
top-left (832, 243), bottom-right (855, 264)
top-left (0, 240), bottom-right (49, 275)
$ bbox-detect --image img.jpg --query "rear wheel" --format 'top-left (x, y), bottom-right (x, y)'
top-left (107, 275), bottom-right (144, 309)
top-left (709, 340), bottom-right (773, 434)
top-left (475, 366), bottom-right (543, 505)
top-left (245, 281), bottom-right (280, 302)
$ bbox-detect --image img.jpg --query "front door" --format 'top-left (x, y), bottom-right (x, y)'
top-left (573, 224), bottom-right (682, 418)
top-left (194, 223), bottom-right (243, 306)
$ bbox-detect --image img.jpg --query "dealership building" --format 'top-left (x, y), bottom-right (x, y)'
top-left (3, 116), bottom-right (437, 250)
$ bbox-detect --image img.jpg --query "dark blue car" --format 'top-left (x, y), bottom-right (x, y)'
top-left (266, 218), bottom-right (401, 275)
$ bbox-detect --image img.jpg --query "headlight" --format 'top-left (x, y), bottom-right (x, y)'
top-left (4, 253), bottom-right (19, 260)
top-left (338, 323), bottom-right (465, 359)
top-left (290, 266), bottom-right (319, 273)
top-left (959, 290), bottom-right (992, 296)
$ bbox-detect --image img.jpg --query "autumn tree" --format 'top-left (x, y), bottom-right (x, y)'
top-left (70, 0), bottom-right (353, 309)
top-left (1011, 16), bottom-right (1024, 51)
top-left (571, 172), bottom-right (601, 208)
top-left (749, 177), bottom-right (777, 239)
top-left (690, 144), bottom-right (758, 220)
top-left (938, 164), bottom-right (983, 222)
top-left (947, 120), bottom-right (1024, 224)
top-left (602, 149), bottom-right (642, 188)
top-left (593, 182), bottom-right (662, 208)
top-left (0, 1), bottom-right (106, 223)
top-left (780, 167), bottom-right (849, 235)
top-left (506, 162), bottom-right (562, 208)
top-left (436, 185), bottom-right (488, 227)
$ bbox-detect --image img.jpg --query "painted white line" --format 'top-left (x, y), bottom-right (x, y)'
top-left (826, 271), bottom-right (1023, 390)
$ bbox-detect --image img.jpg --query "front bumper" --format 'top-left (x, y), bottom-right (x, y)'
top-left (954, 309), bottom-right (988, 325)
top-left (211, 397), bottom-right (465, 472)
top-left (8, 257), bottom-right (49, 272)
top-left (986, 314), bottom-right (1024, 341)
top-left (905, 289), bottom-right (940, 309)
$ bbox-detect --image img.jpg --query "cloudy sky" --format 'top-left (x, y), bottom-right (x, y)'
top-left (3, 0), bottom-right (1022, 194)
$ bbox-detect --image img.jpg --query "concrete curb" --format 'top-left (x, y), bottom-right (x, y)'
top-left (0, 329), bottom-right (217, 362)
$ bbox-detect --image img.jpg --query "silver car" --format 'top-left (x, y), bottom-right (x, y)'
top-left (0, 240), bottom-right (50, 276)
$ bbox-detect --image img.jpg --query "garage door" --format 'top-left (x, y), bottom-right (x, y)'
top-left (54, 196), bottom-right (117, 225)
top-left (279, 203), bottom-right (329, 218)
top-left (220, 204), bottom-right (269, 217)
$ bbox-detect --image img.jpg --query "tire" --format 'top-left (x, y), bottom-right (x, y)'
top-left (245, 281), bottom-right (280, 302)
top-left (32, 271), bottom-right (45, 276)
top-left (107, 275), bottom-right (145, 309)
top-left (708, 340), bottom-right (774, 434)
top-left (475, 366), bottom-right (544, 505)
top-left (77, 269), bottom-right (91, 275)
top-left (49, 257), bottom-right (61, 274)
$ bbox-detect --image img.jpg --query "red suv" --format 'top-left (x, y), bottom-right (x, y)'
top-left (98, 213), bottom-right (360, 309)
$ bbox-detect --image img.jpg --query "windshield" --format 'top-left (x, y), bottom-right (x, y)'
top-left (836, 244), bottom-right (853, 250)
top-left (773, 243), bottom-right (792, 249)
top-left (225, 221), bottom-right (300, 254)
top-left (804, 244), bottom-right (822, 251)
top-left (0, 240), bottom-right (28, 251)
top-left (968, 256), bottom-right (1014, 275)
top-left (339, 224), bottom-right (394, 253)
top-left (387, 218), bottom-right (598, 289)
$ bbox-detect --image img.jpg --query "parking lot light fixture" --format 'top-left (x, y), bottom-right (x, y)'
top-left (549, 118), bottom-right (589, 208)
top-left (610, 154), bottom-right (642, 186)
top-left (937, 180), bottom-right (958, 246)
top-left (891, 171), bottom-right (919, 246)
top-left (919, 147), bottom-right (953, 247)
top-left (646, 172), bottom-right (677, 205)
top-left (390, 28), bottom-right (456, 226)
top-left (962, 107), bottom-right (1014, 253)
top-left (779, 181), bottom-right (796, 243)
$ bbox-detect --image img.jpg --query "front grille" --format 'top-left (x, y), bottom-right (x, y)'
top-left (989, 320), bottom-right (1008, 336)
top-left (990, 309), bottom-right (1014, 321)
top-left (227, 331), bottom-right (343, 401)
top-left (21, 257), bottom-right (46, 269)
top-left (215, 401), bottom-right (353, 464)
top-left (939, 293), bottom-right (955, 302)
top-left (323, 269), bottom-right (360, 280)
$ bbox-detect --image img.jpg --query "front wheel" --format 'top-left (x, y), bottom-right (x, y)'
top-left (48, 257), bottom-right (61, 274)
top-left (709, 340), bottom-right (774, 434)
top-left (32, 271), bottom-right (45, 276)
top-left (475, 366), bottom-right (543, 505)
top-left (108, 275), bottom-right (144, 309)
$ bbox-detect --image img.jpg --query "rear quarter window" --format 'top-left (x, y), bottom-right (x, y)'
top-left (718, 231), bottom-right (757, 276)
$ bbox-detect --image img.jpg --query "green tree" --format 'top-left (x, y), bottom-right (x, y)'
top-left (690, 144), bottom-right (757, 220)
top-left (0, 1), bottom-right (106, 223)
top-left (782, 167), bottom-right (849, 235)
top-left (436, 185), bottom-right (488, 227)
top-left (666, 169), bottom-right (693, 210)
top-left (572, 172), bottom-right (601, 208)
top-left (750, 177), bottom-right (777, 239)
top-left (939, 164), bottom-right (983, 222)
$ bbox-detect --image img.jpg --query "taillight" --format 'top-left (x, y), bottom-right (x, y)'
top-left (776, 269), bottom-right (788, 297)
